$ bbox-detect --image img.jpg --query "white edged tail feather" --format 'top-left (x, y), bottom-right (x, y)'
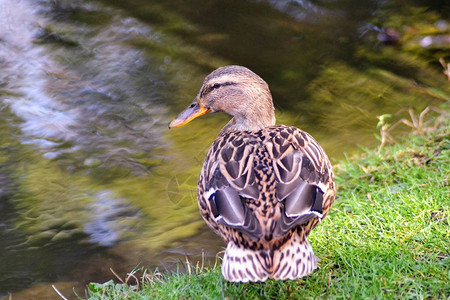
top-left (222, 242), bottom-right (269, 282)
top-left (271, 233), bottom-right (317, 280)
top-left (222, 234), bottom-right (317, 282)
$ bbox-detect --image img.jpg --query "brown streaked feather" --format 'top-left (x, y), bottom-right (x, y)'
top-left (197, 125), bottom-right (334, 243)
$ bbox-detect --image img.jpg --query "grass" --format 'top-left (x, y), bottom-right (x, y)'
top-left (81, 111), bottom-right (449, 299)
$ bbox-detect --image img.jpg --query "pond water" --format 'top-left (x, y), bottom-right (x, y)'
top-left (0, 0), bottom-right (448, 297)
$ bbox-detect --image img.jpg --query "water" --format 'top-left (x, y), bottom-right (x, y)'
top-left (0, 0), bottom-right (448, 297)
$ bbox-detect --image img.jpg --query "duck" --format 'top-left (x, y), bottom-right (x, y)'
top-left (169, 65), bottom-right (335, 282)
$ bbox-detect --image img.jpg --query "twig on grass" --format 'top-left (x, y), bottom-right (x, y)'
top-left (52, 285), bottom-right (69, 300)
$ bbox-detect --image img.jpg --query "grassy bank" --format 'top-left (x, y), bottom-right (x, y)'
top-left (82, 110), bottom-right (449, 300)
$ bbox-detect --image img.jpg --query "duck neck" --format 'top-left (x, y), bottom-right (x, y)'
top-left (219, 110), bottom-right (276, 135)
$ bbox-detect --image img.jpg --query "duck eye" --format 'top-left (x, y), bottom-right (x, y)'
top-left (189, 103), bottom-right (196, 108)
top-left (212, 83), bottom-right (221, 90)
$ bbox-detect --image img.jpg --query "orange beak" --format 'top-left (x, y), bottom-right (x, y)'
top-left (169, 98), bottom-right (211, 128)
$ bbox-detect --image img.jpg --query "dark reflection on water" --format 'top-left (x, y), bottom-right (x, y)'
top-left (0, 0), bottom-right (448, 297)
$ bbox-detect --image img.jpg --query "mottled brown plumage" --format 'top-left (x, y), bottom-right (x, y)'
top-left (169, 65), bottom-right (335, 282)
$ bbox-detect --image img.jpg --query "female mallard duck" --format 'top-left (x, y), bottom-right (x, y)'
top-left (169, 65), bottom-right (335, 282)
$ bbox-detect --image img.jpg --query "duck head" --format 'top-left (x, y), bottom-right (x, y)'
top-left (169, 65), bottom-right (276, 133)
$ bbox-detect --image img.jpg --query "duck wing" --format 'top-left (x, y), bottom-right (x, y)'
top-left (266, 126), bottom-right (331, 237)
top-left (201, 132), bottom-right (263, 241)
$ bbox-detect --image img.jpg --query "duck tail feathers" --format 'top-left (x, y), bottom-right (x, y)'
top-left (270, 234), bottom-right (317, 280)
top-left (221, 233), bottom-right (317, 282)
top-left (221, 242), bottom-right (270, 282)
